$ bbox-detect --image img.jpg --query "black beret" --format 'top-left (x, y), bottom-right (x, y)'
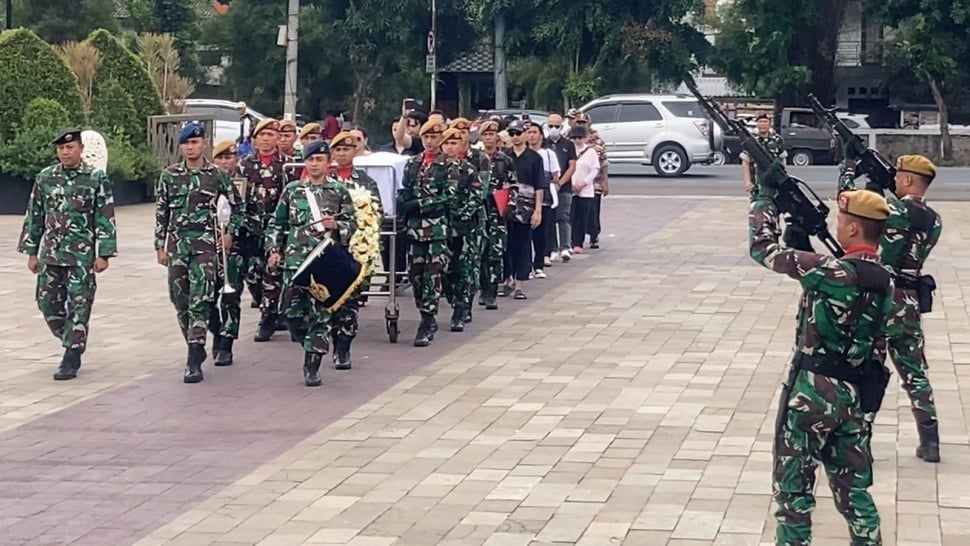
top-left (52, 128), bottom-right (82, 146)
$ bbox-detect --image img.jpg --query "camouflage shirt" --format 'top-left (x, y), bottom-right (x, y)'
top-left (446, 157), bottom-right (485, 237)
top-left (749, 197), bottom-right (894, 366)
top-left (240, 151), bottom-right (295, 235)
top-left (484, 149), bottom-right (517, 217)
top-left (332, 167), bottom-right (384, 220)
top-left (18, 162), bottom-right (118, 267)
top-left (265, 178), bottom-right (357, 271)
top-left (462, 147), bottom-right (493, 195)
top-left (398, 153), bottom-right (457, 242)
top-left (589, 131), bottom-right (609, 190)
top-left (154, 160), bottom-right (243, 256)
top-left (742, 132), bottom-right (787, 193)
top-left (838, 168), bottom-right (942, 280)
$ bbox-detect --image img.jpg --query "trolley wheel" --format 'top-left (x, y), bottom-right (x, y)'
top-left (387, 319), bottom-right (399, 343)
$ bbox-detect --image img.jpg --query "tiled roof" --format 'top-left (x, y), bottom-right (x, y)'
top-left (115, 0), bottom-right (216, 19)
top-left (439, 44), bottom-right (493, 74)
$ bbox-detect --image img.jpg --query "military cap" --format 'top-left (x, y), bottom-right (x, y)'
top-left (213, 140), bottom-right (237, 157)
top-left (419, 120), bottom-right (445, 136)
top-left (299, 122), bottom-right (323, 139)
top-left (755, 113), bottom-right (771, 121)
top-left (330, 131), bottom-right (357, 149)
top-left (278, 119), bottom-right (297, 132)
top-left (178, 122), bottom-right (205, 144)
top-left (441, 128), bottom-right (462, 142)
top-left (302, 139), bottom-right (331, 160)
top-left (252, 118), bottom-right (279, 137)
top-left (568, 126), bottom-right (588, 139)
top-left (838, 189), bottom-right (890, 221)
top-left (449, 117), bottom-right (471, 130)
top-left (52, 128), bottom-right (82, 146)
top-left (506, 120), bottom-right (526, 134)
top-left (480, 121), bottom-right (499, 133)
top-left (566, 108), bottom-right (579, 119)
top-left (896, 154), bottom-right (936, 180)
top-left (573, 112), bottom-right (590, 123)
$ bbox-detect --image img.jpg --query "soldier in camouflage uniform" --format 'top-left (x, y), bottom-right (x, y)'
top-left (266, 140), bottom-right (356, 386)
top-left (741, 113), bottom-right (788, 199)
top-left (240, 118), bottom-right (296, 340)
top-left (439, 127), bottom-right (484, 332)
top-left (397, 120), bottom-right (455, 346)
top-left (450, 118), bottom-right (490, 323)
top-left (18, 128), bottom-right (118, 381)
top-left (751, 186), bottom-right (894, 546)
top-left (839, 153), bottom-right (943, 463)
top-left (208, 140), bottom-right (247, 366)
top-left (327, 131), bottom-right (384, 369)
top-left (155, 123), bottom-right (243, 384)
top-left (477, 120), bottom-right (516, 309)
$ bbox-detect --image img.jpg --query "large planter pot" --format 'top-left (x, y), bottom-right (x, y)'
top-left (0, 174), bottom-right (32, 215)
top-left (113, 180), bottom-right (151, 206)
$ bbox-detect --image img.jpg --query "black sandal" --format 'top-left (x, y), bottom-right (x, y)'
top-left (514, 289), bottom-right (527, 300)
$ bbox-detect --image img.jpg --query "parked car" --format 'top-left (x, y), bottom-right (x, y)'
top-left (577, 94), bottom-right (723, 176)
top-left (183, 99), bottom-right (267, 145)
top-left (474, 109), bottom-right (550, 129)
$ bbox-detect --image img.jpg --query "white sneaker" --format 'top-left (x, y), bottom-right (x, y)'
top-left (529, 271), bottom-right (535, 279)
top-left (550, 252), bottom-right (560, 263)
top-left (560, 249), bottom-right (571, 262)
top-left (534, 269), bottom-right (547, 279)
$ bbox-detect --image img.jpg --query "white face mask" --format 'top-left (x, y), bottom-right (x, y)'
top-left (548, 127), bottom-right (561, 139)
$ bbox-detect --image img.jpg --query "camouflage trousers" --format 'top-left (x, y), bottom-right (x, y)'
top-left (243, 232), bottom-right (282, 312)
top-left (168, 252), bottom-right (218, 346)
top-left (886, 289), bottom-right (937, 426)
top-left (479, 217), bottom-right (507, 289)
top-left (281, 270), bottom-right (333, 354)
top-left (331, 280), bottom-right (363, 340)
top-left (408, 239), bottom-right (450, 316)
top-left (773, 368), bottom-right (881, 546)
top-left (444, 232), bottom-right (481, 311)
top-left (242, 232), bottom-right (263, 303)
top-left (207, 252), bottom-right (245, 339)
top-left (36, 263), bottom-right (97, 352)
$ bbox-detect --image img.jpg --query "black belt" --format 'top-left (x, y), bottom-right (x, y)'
top-left (793, 353), bottom-right (862, 385)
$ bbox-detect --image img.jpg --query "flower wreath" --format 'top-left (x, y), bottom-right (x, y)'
top-left (347, 186), bottom-right (381, 274)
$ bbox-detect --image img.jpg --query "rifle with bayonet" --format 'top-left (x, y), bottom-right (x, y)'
top-left (807, 94), bottom-right (896, 193)
top-left (683, 75), bottom-right (844, 257)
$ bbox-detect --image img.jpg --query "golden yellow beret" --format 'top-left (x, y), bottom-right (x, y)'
top-left (838, 190), bottom-right (890, 221)
top-left (441, 128), bottom-right (462, 142)
top-left (419, 121), bottom-right (444, 136)
top-left (896, 154), bottom-right (936, 180)
top-left (330, 131), bottom-right (357, 149)
top-left (253, 118), bottom-right (279, 137)
top-left (212, 140), bottom-right (236, 157)
top-left (299, 123), bottom-right (322, 139)
top-left (278, 119), bottom-right (297, 131)
top-left (449, 117), bottom-right (471, 130)
top-left (479, 121), bottom-right (499, 133)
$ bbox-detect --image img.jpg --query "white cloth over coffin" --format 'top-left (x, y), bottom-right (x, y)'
top-left (81, 130), bottom-right (108, 173)
top-left (353, 152), bottom-right (410, 219)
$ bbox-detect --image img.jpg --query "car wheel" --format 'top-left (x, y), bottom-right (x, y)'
top-left (712, 151), bottom-right (726, 165)
top-left (653, 144), bottom-right (688, 177)
top-left (791, 150), bottom-right (812, 167)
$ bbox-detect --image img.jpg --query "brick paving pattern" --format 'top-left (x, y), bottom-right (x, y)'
top-left (0, 197), bottom-right (968, 546)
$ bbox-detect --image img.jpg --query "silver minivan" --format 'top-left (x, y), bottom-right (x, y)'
top-left (578, 94), bottom-right (723, 177)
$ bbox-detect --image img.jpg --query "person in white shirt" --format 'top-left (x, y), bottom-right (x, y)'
top-left (569, 126), bottom-right (599, 252)
top-left (526, 122), bottom-right (560, 278)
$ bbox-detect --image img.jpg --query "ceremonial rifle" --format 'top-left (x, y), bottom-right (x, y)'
top-left (807, 94), bottom-right (896, 193)
top-left (683, 75), bottom-right (844, 257)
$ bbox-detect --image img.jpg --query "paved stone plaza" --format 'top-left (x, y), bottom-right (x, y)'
top-left (0, 197), bottom-right (968, 546)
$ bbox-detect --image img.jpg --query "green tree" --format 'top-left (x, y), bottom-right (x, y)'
top-left (22, 0), bottom-right (121, 43)
top-left (128, 0), bottom-right (202, 80)
top-left (709, 0), bottom-right (848, 106)
top-left (0, 98), bottom-right (71, 179)
top-left (876, 1), bottom-right (970, 160)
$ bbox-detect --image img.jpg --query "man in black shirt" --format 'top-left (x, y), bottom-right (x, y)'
top-left (504, 120), bottom-right (545, 299)
top-left (545, 113), bottom-right (577, 261)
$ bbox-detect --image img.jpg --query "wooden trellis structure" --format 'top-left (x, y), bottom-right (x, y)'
top-left (147, 114), bottom-right (216, 176)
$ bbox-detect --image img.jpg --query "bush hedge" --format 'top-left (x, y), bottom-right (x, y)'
top-left (91, 78), bottom-right (141, 142)
top-left (86, 28), bottom-right (165, 144)
top-left (0, 29), bottom-right (84, 140)
top-left (0, 98), bottom-right (71, 179)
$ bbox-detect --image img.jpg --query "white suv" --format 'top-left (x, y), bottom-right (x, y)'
top-left (183, 99), bottom-right (267, 145)
top-left (578, 94), bottom-right (723, 177)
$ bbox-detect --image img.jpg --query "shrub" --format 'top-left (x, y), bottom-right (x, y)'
top-left (86, 29), bottom-right (165, 145)
top-left (0, 29), bottom-right (84, 140)
top-left (104, 129), bottom-right (161, 184)
top-left (0, 98), bottom-right (71, 179)
top-left (91, 79), bottom-right (141, 142)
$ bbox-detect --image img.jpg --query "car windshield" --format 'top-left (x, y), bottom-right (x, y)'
top-left (662, 101), bottom-right (705, 118)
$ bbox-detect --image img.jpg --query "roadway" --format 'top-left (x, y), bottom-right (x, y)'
top-left (608, 164), bottom-right (970, 201)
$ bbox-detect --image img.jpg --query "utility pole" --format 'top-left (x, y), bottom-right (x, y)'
top-left (430, 0), bottom-right (437, 111)
top-left (5, 0), bottom-right (12, 30)
top-left (283, 0), bottom-right (299, 119)
top-left (494, 14), bottom-right (507, 109)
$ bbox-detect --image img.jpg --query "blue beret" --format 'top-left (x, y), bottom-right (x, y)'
top-left (302, 139), bottom-right (330, 160)
top-left (178, 122), bottom-right (205, 144)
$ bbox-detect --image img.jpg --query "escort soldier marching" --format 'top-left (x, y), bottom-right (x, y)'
top-left (750, 185), bottom-right (893, 545)
top-left (208, 140), bottom-right (247, 366)
top-left (240, 118), bottom-right (295, 339)
top-left (840, 153), bottom-right (944, 463)
top-left (327, 131), bottom-right (384, 369)
top-left (154, 123), bottom-right (242, 383)
top-left (440, 127), bottom-right (484, 332)
top-left (477, 120), bottom-right (516, 310)
top-left (397, 120), bottom-right (455, 346)
top-left (18, 128), bottom-right (118, 381)
top-left (449, 117), bottom-right (491, 322)
top-left (265, 140), bottom-right (357, 386)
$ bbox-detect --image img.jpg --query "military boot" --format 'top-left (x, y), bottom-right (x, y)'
top-left (482, 285), bottom-right (498, 310)
top-left (53, 348), bottom-right (81, 381)
top-left (334, 336), bottom-right (353, 370)
top-left (303, 352), bottom-right (322, 387)
top-left (414, 314), bottom-right (436, 347)
top-left (183, 344), bottom-right (206, 384)
top-left (916, 422), bottom-right (941, 463)
top-left (214, 337), bottom-right (234, 366)
top-left (254, 312), bottom-right (277, 342)
top-left (211, 334), bottom-right (222, 354)
top-left (462, 307), bottom-right (473, 324)
top-left (450, 307), bottom-right (465, 332)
